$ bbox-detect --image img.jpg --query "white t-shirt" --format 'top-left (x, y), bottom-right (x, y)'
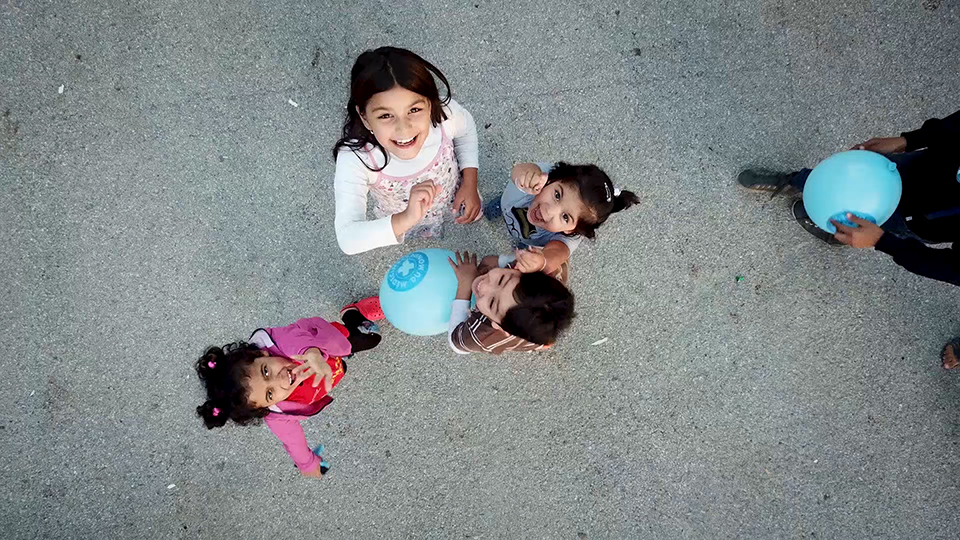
top-left (333, 99), bottom-right (478, 255)
top-left (500, 162), bottom-right (582, 252)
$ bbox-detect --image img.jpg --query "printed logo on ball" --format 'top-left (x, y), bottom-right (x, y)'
top-left (387, 252), bottom-right (429, 292)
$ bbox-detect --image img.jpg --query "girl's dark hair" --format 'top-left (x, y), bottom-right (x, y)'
top-left (500, 272), bottom-right (576, 345)
top-left (332, 46), bottom-right (451, 171)
top-left (195, 342), bottom-right (269, 429)
top-left (546, 162), bottom-right (640, 239)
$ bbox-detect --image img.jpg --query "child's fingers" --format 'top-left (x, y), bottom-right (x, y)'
top-left (293, 364), bottom-right (314, 384)
top-left (535, 173), bottom-right (548, 192)
top-left (846, 214), bottom-right (872, 227)
top-left (834, 232), bottom-right (852, 245)
top-left (830, 220), bottom-right (854, 234)
top-left (292, 361), bottom-right (312, 377)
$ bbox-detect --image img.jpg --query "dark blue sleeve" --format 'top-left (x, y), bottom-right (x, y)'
top-left (874, 234), bottom-right (960, 286)
top-left (901, 109), bottom-right (960, 151)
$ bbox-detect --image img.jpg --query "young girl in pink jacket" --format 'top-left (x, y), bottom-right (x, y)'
top-left (195, 307), bottom-right (380, 477)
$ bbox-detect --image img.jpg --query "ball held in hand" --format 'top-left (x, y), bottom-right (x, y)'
top-left (802, 150), bottom-right (902, 234)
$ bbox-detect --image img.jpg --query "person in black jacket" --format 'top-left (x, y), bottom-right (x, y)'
top-left (738, 109), bottom-right (960, 288)
top-left (739, 109), bottom-right (960, 368)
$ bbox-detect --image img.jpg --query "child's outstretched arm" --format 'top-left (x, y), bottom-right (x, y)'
top-left (514, 242), bottom-right (570, 275)
top-left (446, 100), bottom-right (481, 223)
top-left (263, 414), bottom-right (322, 477)
top-left (447, 251), bottom-right (482, 354)
top-left (874, 230), bottom-right (960, 287)
top-left (900, 109), bottom-right (960, 152)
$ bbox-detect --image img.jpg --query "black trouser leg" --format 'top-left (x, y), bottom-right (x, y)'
top-left (342, 309), bottom-right (382, 354)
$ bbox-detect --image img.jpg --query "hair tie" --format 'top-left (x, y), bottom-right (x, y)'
top-left (603, 181), bottom-right (613, 203)
top-left (207, 360), bottom-right (216, 369)
top-left (212, 407), bottom-right (221, 417)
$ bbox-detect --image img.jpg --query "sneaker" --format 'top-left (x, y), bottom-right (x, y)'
top-left (792, 199), bottom-right (841, 245)
top-left (737, 169), bottom-right (798, 198)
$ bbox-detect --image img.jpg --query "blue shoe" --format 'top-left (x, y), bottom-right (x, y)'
top-left (313, 444), bottom-right (331, 473)
top-left (483, 196), bottom-right (503, 220)
top-left (358, 321), bottom-right (380, 335)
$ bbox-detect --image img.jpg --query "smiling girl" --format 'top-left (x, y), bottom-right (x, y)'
top-left (332, 47), bottom-right (481, 255)
top-left (486, 162), bottom-right (640, 275)
top-left (195, 309), bottom-right (380, 477)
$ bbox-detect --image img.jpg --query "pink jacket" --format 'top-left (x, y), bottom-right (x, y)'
top-left (249, 317), bottom-right (352, 473)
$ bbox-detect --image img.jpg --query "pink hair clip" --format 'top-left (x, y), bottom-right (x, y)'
top-left (208, 360), bottom-right (216, 369)
top-left (212, 407), bottom-right (221, 417)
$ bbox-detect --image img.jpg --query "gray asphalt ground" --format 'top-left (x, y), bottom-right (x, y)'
top-left (2, 1), bottom-right (959, 538)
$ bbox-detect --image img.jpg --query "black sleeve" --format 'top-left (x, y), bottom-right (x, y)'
top-left (901, 109), bottom-right (960, 152)
top-left (874, 233), bottom-right (960, 286)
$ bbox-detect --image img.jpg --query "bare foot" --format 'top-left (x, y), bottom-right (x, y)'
top-left (941, 340), bottom-right (960, 370)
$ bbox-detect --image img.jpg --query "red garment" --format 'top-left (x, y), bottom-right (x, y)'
top-left (283, 321), bottom-right (349, 404)
top-left (284, 355), bottom-right (346, 404)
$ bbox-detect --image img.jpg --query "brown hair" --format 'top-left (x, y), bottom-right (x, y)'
top-left (332, 47), bottom-right (451, 171)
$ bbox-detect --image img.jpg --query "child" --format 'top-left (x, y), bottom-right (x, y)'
top-left (485, 162), bottom-right (639, 276)
top-left (737, 108), bottom-right (959, 288)
top-left (195, 308), bottom-right (381, 477)
top-left (333, 46), bottom-right (481, 255)
top-left (446, 251), bottom-right (575, 354)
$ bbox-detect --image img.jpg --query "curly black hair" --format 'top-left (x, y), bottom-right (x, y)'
top-left (500, 272), bottom-right (576, 345)
top-left (195, 342), bottom-right (270, 429)
top-left (546, 162), bottom-right (640, 239)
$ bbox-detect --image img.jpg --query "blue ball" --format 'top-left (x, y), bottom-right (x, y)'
top-left (802, 150), bottom-right (902, 234)
top-left (380, 248), bottom-right (459, 336)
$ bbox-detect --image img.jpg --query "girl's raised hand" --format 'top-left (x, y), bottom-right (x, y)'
top-left (512, 163), bottom-right (548, 195)
top-left (290, 348), bottom-right (334, 393)
top-left (396, 180), bottom-right (440, 233)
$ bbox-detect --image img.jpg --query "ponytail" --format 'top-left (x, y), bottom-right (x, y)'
top-left (545, 162), bottom-right (639, 239)
top-left (611, 189), bottom-right (640, 214)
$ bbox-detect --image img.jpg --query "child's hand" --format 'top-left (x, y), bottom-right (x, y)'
top-left (448, 251), bottom-right (480, 300)
top-left (290, 348), bottom-right (334, 392)
top-left (850, 136), bottom-right (906, 154)
top-left (831, 214), bottom-right (885, 248)
top-left (453, 168), bottom-right (481, 224)
top-left (514, 248), bottom-right (546, 273)
top-left (452, 184), bottom-right (481, 224)
top-left (396, 180), bottom-right (440, 233)
top-left (512, 163), bottom-right (548, 195)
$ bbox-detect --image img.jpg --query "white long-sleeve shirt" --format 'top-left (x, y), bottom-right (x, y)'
top-left (333, 99), bottom-right (479, 255)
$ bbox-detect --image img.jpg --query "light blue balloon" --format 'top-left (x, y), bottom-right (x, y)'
top-left (802, 150), bottom-right (902, 234)
top-left (380, 248), bottom-right (459, 336)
